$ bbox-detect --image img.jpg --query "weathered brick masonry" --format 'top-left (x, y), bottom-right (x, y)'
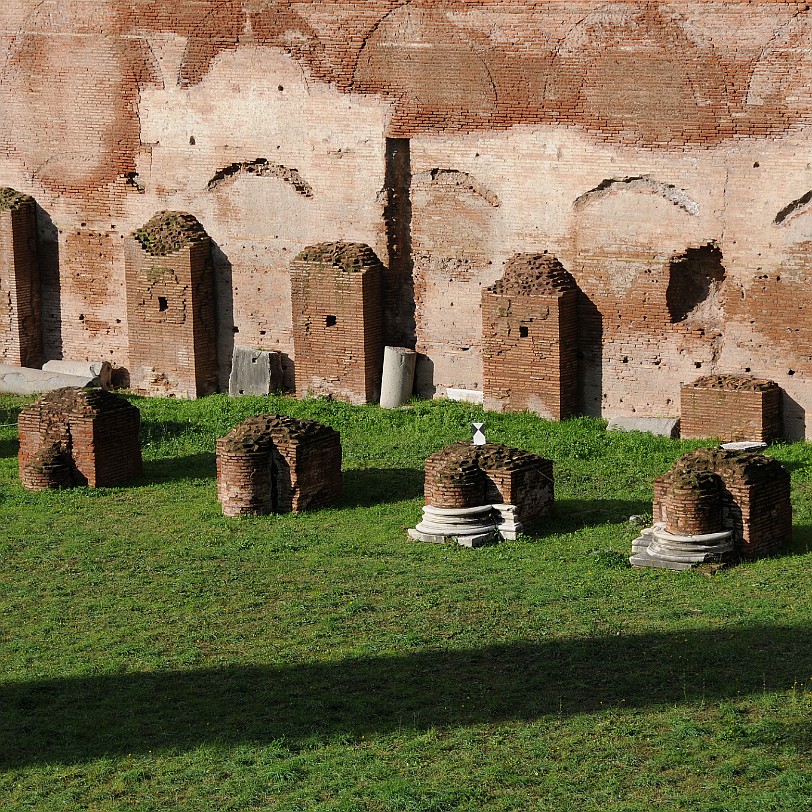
top-left (18, 387), bottom-right (142, 490)
top-left (0, 189), bottom-right (40, 367)
top-left (482, 253), bottom-right (579, 419)
top-left (216, 414), bottom-right (342, 516)
top-left (290, 242), bottom-right (383, 405)
top-left (680, 374), bottom-right (782, 443)
top-left (654, 447), bottom-right (791, 559)
top-left (424, 442), bottom-right (553, 523)
top-left (3, 3), bottom-right (812, 432)
top-left (125, 212), bottom-right (217, 398)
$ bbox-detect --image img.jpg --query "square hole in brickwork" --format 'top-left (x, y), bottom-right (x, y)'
top-left (519, 325), bottom-right (529, 338)
top-left (158, 296), bottom-right (168, 313)
top-left (325, 315), bottom-right (337, 327)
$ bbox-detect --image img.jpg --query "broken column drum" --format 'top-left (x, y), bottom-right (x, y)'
top-left (0, 188), bottom-right (41, 368)
top-left (216, 414), bottom-right (342, 517)
top-left (18, 387), bottom-right (142, 490)
top-left (482, 253), bottom-right (579, 419)
top-left (680, 375), bottom-right (782, 443)
top-left (290, 242), bottom-right (384, 405)
top-left (125, 211), bottom-right (218, 398)
top-left (411, 442), bottom-right (554, 546)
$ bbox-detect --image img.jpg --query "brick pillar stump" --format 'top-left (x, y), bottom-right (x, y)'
top-left (0, 188), bottom-right (41, 368)
top-left (126, 211), bottom-right (217, 398)
top-left (290, 242), bottom-right (384, 405)
top-left (483, 253), bottom-right (579, 420)
top-left (680, 375), bottom-right (781, 443)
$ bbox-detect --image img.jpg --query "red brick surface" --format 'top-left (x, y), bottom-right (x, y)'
top-left (216, 414), bottom-right (342, 517)
top-left (290, 243), bottom-right (383, 405)
top-left (483, 254), bottom-right (579, 419)
top-left (680, 375), bottom-right (782, 443)
top-left (18, 387), bottom-right (142, 490)
top-left (0, 191), bottom-right (41, 367)
top-left (424, 442), bottom-right (553, 522)
top-left (654, 447), bottom-right (791, 559)
top-left (3, 3), bottom-right (812, 429)
top-left (125, 213), bottom-right (217, 398)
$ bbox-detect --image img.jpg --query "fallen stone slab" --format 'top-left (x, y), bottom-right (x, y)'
top-left (607, 416), bottom-right (680, 438)
top-left (0, 365), bottom-right (96, 395)
top-left (42, 360), bottom-right (112, 389)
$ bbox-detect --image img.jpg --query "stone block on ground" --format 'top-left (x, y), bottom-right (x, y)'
top-left (607, 416), bottom-right (680, 438)
top-left (228, 347), bottom-right (284, 396)
top-left (0, 365), bottom-right (96, 395)
top-left (42, 360), bottom-right (112, 389)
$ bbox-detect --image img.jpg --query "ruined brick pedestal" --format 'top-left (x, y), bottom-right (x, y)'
top-left (410, 442), bottom-right (553, 545)
top-left (638, 446), bottom-right (792, 564)
top-left (18, 387), bottom-right (142, 490)
top-left (680, 375), bottom-right (782, 443)
top-left (126, 212), bottom-right (217, 398)
top-left (290, 242), bottom-right (384, 405)
top-left (0, 188), bottom-right (41, 368)
top-left (482, 254), bottom-right (579, 419)
top-left (216, 414), bottom-right (342, 516)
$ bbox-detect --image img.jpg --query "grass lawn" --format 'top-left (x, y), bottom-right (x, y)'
top-left (0, 393), bottom-right (811, 811)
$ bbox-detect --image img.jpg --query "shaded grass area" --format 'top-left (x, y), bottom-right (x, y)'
top-left (1, 393), bottom-right (811, 811)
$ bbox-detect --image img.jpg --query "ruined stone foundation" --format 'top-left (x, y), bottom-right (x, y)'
top-left (411, 442), bottom-right (553, 546)
top-left (632, 445), bottom-right (791, 568)
top-left (0, 188), bottom-right (41, 368)
top-left (290, 242), bottom-right (384, 405)
top-left (680, 375), bottom-right (782, 443)
top-left (125, 211), bottom-right (218, 398)
top-left (216, 414), bottom-right (342, 517)
top-left (482, 253), bottom-right (579, 419)
top-left (18, 387), bottom-right (142, 490)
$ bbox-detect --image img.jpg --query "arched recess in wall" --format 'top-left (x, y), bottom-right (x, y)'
top-left (550, 3), bottom-right (730, 146)
top-left (410, 166), bottom-right (501, 396)
top-left (353, 3), bottom-right (497, 134)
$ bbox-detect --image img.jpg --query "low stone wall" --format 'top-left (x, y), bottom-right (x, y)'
top-left (654, 446), bottom-right (791, 559)
top-left (680, 375), bottom-right (782, 443)
top-left (216, 414), bottom-right (342, 516)
top-left (18, 387), bottom-right (142, 490)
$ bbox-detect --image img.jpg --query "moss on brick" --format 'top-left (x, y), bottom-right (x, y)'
top-left (133, 211), bottom-right (209, 256)
top-left (0, 188), bottom-right (34, 212)
top-left (294, 242), bottom-right (381, 271)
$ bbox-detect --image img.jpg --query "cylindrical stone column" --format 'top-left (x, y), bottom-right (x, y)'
top-left (379, 346), bottom-right (416, 408)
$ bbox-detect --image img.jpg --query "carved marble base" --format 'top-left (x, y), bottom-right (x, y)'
top-left (408, 504), bottom-right (500, 547)
top-left (630, 522), bottom-right (735, 570)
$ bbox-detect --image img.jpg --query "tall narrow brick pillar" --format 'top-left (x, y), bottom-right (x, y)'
top-left (482, 253), bottom-right (579, 419)
top-left (0, 188), bottom-right (41, 368)
top-left (290, 242), bottom-right (384, 404)
top-left (125, 211), bottom-right (217, 398)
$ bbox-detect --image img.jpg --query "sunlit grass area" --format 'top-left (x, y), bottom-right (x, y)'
top-left (1, 393), bottom-right (810, 811)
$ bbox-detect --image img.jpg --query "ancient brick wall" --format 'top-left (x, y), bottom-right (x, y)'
top-left (18, 387), bottom-right (142, 490)
top-left (680, 375), bottom-right (782, 443)
top-left (125, 212), bottom-right (217, 398)
top-left (482, 253), bottom-right (579, 419)
top-left (290, 243), bottom-right (383, 404)
top-left (0, 189), bottom-right (41, 367)
top-left (424, 442), bottom-right (553, 522)
top-left (216, 414), bottom-right (342, 517)
top-left (654, 447), bottom-right (791, 559)
top-left (4, 3), bottom-right (812, 432)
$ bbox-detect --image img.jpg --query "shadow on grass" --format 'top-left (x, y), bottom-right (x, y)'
top-left (524, 498), bottom-right (651, 537)
top-left (2, 624), bottom-right (810, 767)
top-left (141, 453), bottom-right (216, 484)
top-left (339, 468), bottom-right (424, 508)
top-left (0, 437), bottom-right (19, 458)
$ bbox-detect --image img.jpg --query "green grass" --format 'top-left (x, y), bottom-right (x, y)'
top-left (0, 393), bottom-right (811, 811)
